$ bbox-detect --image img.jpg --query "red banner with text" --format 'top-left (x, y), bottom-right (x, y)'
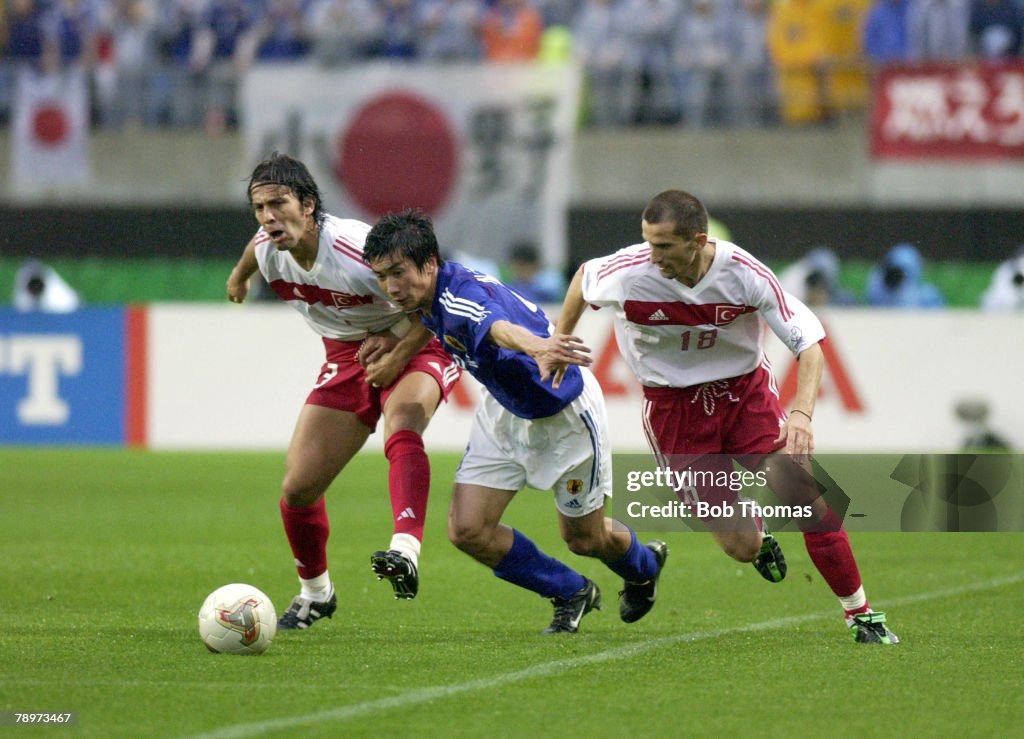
top-left (870, 62), bottom-right (1024, 159)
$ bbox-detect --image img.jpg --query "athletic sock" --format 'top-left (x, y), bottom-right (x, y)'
top-left (840, 586), bottom-right (871, 625)
top-left (740, 498), bottom-right (765, 535)
top-left (389, 532), bottom-right (421, 568)
top-left (605, 528), bottom-right (659, 582)
top-left (493, 529), bottom-right (586, 599)
top-left (299, 571), bottom-right (333, 602)
top-left (385, 430), bottom-right (429, 543)
top-left (280, 496), bottom-right (329, 582)
top-left (801, 508), bottom-right (863, 600)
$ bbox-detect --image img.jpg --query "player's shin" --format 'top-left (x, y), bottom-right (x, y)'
top-left (385, 429), bottom-right (429, 552)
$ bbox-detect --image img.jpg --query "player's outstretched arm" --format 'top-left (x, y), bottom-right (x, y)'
top-left (554, 266), bottom-right (588, 336)
top-left (226, 235), bottom-right (260, 304)
top-left (487, 320), bottom-right (592, 384)
top-left (548, 266), bottom-right (588, 388)
top-left (775, 342), bottom-right (824, 457)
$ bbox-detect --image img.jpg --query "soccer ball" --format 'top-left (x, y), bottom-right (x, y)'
top-left (197, 583), bottom-right (277, 655)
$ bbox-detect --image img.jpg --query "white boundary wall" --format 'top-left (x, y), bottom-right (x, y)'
top-left (147, 304), bottom-right (1023, 453)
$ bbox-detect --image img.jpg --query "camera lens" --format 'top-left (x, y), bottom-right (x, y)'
top-left (883, 265), bottom-right (905, 289)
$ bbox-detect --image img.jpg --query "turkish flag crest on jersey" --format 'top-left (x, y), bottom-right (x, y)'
top-left (714, 304), bottom-right (749, 326)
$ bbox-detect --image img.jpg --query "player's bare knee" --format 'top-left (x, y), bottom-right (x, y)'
top-left (448, 521), bottom-right (489, 556)
top-left (563, 530), bottom-right (601, 558)
top-left (384, 403), bottom-right (429, 435)
top-left (721, 535), bottom-right (760, 563)
top-left (280, 476), bottom-right (323, 508)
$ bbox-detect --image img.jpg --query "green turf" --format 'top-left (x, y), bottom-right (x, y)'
top-left (0, 449), bottom-right (1021, 737)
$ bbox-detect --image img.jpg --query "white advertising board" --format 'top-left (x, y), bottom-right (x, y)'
top-left (146, 305), bottom-right (1024, 454)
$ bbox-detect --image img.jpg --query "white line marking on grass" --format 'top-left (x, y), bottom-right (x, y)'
top-left (188, 572), bottom-right (1024, 739)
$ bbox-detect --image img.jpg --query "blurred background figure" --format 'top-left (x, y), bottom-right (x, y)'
top-left (188, 0), bottom-right (263, 133)
top-left (371, 0), bottom-right (420, 60)
top-left (615, 0), bottom-right (676, 124)
top-left (730, 0), bottom-right (777, 127)
top-left (862, 0), bottom-right (909, 65)
top-left (672, 0), bottom-right (732, 128)
top-left (822, 0), bottom-right (871, 117)
top-left (41, 0), bottom-right (102, 73)
top-left (416, 0), bottom-right (482, 62)
top-left (954, 398), bottom-right (1012, 451)
top-left (779, 246), bottom-right (858, 307)
top-left (979, 245), bottom-right (1024, 311)
top-left (907, 0), bottom-right (970, 61)
top-left (866, 242), bottom-right (945, 308)
top-left (479, 0), bottom-right (543, 62)
top-left (572, 0), bottom-right (629, 127)
top-left (252, 0), bottom-right (311, 63)
top-left (449, 248), bottom-right (501, 280)
top-left (969, 0), bottom-right (1023, 60)
top-left (6, 0), bottom-right (47, 73)
top-left (536, 0), bottom-right (582, 26)
top-left (102, 0), bottom-right (160, 129)
top-left (504, 241), bottom-right (567, 303)
top-left (306, 0), bottom-right (382, 66)
top-left (767, 0), bottom-right (832, 125)
top-left (13, 259), bottom-right (82, 312)
top-left (150, 0), bottom-right (209, 127)
top-left (2, 0), bottom-right (47, 123)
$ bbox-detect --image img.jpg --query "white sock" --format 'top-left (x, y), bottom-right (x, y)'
top-left (839, 585), bottom-right (868, 624)
top-left (736, 498), bottom-right (764, 535)
top-left (389, 533), bottom-right (421, 567)
top-left (299, 570), bottom-right (332, 602)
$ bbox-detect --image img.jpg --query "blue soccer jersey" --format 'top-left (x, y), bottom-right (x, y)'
top-left (420, 261), bottom-right (583, 419)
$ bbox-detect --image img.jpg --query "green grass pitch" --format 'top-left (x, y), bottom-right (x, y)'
top-left (1, 449), bottom-right (1021, 737)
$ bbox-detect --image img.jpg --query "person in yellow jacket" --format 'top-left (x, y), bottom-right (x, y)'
top-left (823, 0), bottom-right (871, 113)
top-left (767, 0), bottom-right (832, 124)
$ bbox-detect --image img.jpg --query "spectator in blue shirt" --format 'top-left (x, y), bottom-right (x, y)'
top-left (5, 0), bottom-right (47, 69)
top-left (862, 0), bottom-right (909, 64)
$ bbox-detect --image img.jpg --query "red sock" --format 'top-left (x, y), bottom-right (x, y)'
top-left (384, 430), bottom-right (429, 542)
top-left (279, 497), bottom-right (329, 580)
top-left (801, 509), bottom-right (863, 598)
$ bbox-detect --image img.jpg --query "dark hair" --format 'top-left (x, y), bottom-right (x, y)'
top-left (642, 190), bottom-right (708, 239)
top-left (364, 209), bottom-right (444, 270)
top-left (247, 152), bottom-right (325, 228)
top-left (508, 242), bottom-right (540, 264)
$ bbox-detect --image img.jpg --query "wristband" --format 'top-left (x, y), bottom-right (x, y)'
top-left (790, 409), bottom-right (813, 421)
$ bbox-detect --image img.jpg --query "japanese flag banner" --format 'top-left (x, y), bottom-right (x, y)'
top-left (870, 61), bottom-right (1024, 159)
top-left (241, 61), bottom-right (582, 269)
top-left (10, 67), bottom-right (91, 193)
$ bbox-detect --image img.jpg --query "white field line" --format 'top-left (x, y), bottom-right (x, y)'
top-left (188, 572), bottom-right (1024, 739)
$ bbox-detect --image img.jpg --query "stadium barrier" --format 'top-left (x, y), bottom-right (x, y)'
top-left (1, 305), bottom-right (1020, 452)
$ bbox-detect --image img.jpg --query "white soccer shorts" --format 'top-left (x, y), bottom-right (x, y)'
top-left (453, 369), bottom-right (613, 517)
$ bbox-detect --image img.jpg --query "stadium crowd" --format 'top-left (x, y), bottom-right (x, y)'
top-left (2, 0), bottom-right (1024, 131)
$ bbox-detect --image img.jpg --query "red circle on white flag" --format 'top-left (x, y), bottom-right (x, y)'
top-left (335, 92), bottom-right (458, 217)
top-left (33, 106), bottom-right (69, 147)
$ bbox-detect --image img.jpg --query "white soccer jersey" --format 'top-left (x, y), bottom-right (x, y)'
top-left (581, 240), bottom-right (826, 388)
top-left (254, 215), bottom-right (404, 340)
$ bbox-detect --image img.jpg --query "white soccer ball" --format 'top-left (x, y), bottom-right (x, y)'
top-left (197, 583), bottom-right (277, 655)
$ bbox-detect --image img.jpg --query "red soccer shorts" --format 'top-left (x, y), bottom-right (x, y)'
top-left (306, 336), bottom-right (460, 430)
top-left (641, 364), bottom-right (785, 513)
